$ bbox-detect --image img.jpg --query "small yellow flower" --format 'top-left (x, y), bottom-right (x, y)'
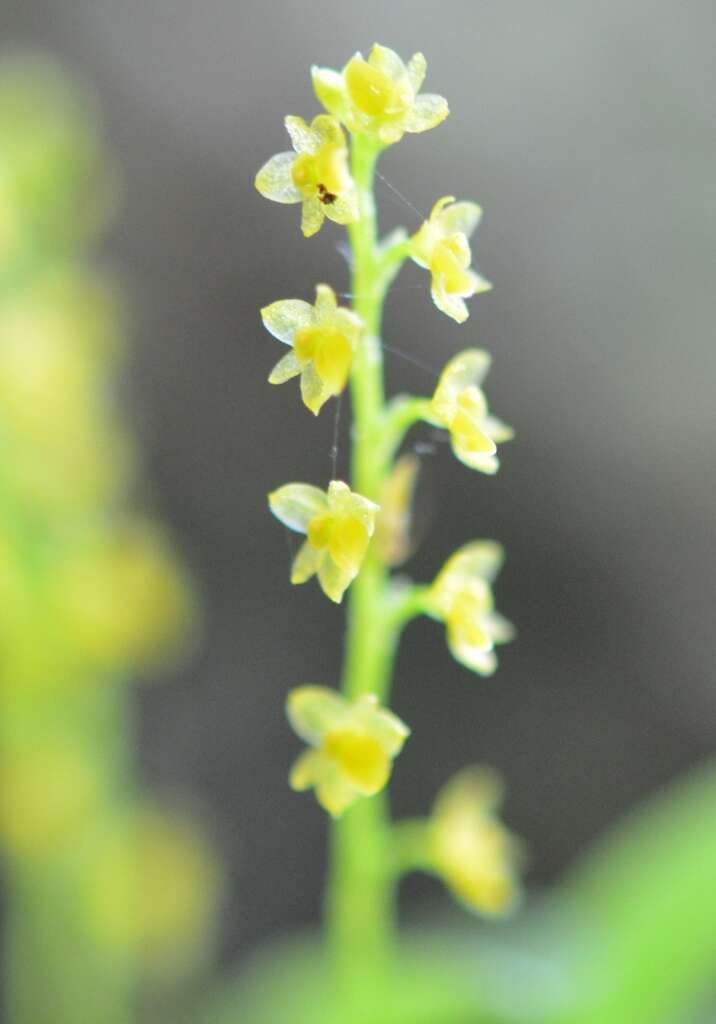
top-left (429, 350), bottom-right (513, 474)
top-left (430, 767), bottom-right (522, 916)
top-left (375, 453), bottom-right (421, 566)
top-left (312, 44), bottom-right (448, 147)
top-left (410, 196), bottom-right (491, 323)
top-left (430, 542), bottom-right (514, 675)
top-left (255, 114), bottom-right (358, 237)
top-left (269, 480), bottom-right (378, 603)
top-left (287, 686), bottom-right (409, 816)
top-left (262, 284), bottom-right (363, 415)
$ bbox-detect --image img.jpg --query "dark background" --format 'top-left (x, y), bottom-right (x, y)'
top-left (3, 0), bottom-right (714, 970)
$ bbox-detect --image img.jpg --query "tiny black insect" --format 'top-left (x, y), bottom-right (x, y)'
top-left (318, 183), bottom-right (337, 205)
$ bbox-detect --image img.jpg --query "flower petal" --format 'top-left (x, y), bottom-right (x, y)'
top-left (314, 283), bottom-right (337, 318)
top-left (431, 278), bottom-right (470, 323)
top-left (268, 351), bottom-right (302, 384)
top-left (438, 201), bottom-right (482, 238)
top-left (406, 52), bottom-right (427, 93)
top-left (261, 299), bottom-right (314, 344)
top-left (317, 556), bottom-right (354, 603)
top-left (369, 43), bottom-right (405, 80)
top-left (325, 190), bottom-right (359, 226)
top-left (454, 446), bottom-right (500, 474)
top-left (450, 634), bottom-right (498, 676)
top-left (435, 350), bottom-right (492, 403)
top-left (312, 66), bottom-right (348, 118)
top-left (354, 695), bottom-right (410, 757)
top-left (268, 483), bottom-right (327, 532)
top-left (300, 361), bottom-right (331, 415)
top-left (284, 115), bottom-right (316, 154)
top-left (485, 612), bottom-right (516, 645)
top-left (311, 114), bottom-right (346, 148)
top-left (287, 685), bottom-right (347, 745)
top-left (301, 197), bottom-right (324, 237)
top-left (404, 93), bottom-right (449, 134)
top-left (439, 542), bottom-right (505, 586)
top-left (290, 540), bottom-right (320, 584)
top-left (485, 416), bottom-right (515, 444)
top-left (255, 151), bottom-right (301, 203)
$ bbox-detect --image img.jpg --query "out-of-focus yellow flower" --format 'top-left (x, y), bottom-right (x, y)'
top-left (0, 741), bottom-right (100, 856)
top-left (375, 454), bottom-right (421, 566)
top-left (429, 350), bottom-right (513, 474)
top-left (287, 685), bottom-right (409, 817)
top-left (53, 520), bottom-right (193, 676)
top-left (0, 58), bottom-right (113, 269)
top-left (262, 284), bottom-right (363, 415)
top-left (269, 480), bottom-right (378, 603)
top-left (84, 805), bottom-right (220, 976)
top-left (430, 767), bottom-right (521, 915)
top-left (410, 196), bottom-right (490, 323)
top-left (312, 44), bottom-right (448, 147)
top-left (255, 115), bottom-right (357, 237)
top-left (429, 542), bottom-right (514, 676)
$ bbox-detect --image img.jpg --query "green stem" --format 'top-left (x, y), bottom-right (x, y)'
top-left (326, 133), bottom-right (405, 1002)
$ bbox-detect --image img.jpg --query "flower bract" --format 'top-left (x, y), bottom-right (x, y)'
top-left (429, 541), bottom-right (514, 675)
top-left (261, 284), bottom-right (363, 415)
top-left (287, 686), bottom-right (409, 816)
top-left (410, 196), bottom-right (491, 322)
top-left (255, 114), bottom-right (357, 236)
top-left (269, 480), bottom-right (378, 603)
top-left (430, 767), bottom-right (521, 915)
top-left (429, 350), bottom-right (513, 474)
top-left (312, 43), bottom-right (448, 147)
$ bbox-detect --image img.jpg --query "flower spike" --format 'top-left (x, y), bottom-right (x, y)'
top-left (430, 767), bottom-right (522, 915)
top-left (287, 686), bottom-right (410, 816)
top-left (429, 350), bottom-right (513, 474)
top-left (428, 541), bottom-right (514, 675)
top-left (312, 43), bottom-right (448, 147)
top-left (410, 196), bottom-right (491, 322)
top-left (255, 114), bottom-right (358, 236)
top-left (269, 480), bottom-right (379, 603)
top-left (262, 284), bottom-right (363, 415)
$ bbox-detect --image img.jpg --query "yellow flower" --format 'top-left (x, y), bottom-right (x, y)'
top-left (410, 196), bottom-right (491, 322)
top-left (375, 453), bottom-right (420, 566)
top-left (430, 542), bottom-right (514, 676)
top-left (430, 767), bottom-right (522, 916)
top-left (83, 805), bottom-right (220, 977)
top-left (429, 350), bottom-right (513, 474)
top-left (269, 480), bottom-right (378, 603)
top-left (312, 44), bottom-right (448, 147)
top-left (255, 114), bottom-right (358, 237)
top-left (286, 686), bottom-right (409, 817)
top-left (262, 284), bottom-right (363, 415)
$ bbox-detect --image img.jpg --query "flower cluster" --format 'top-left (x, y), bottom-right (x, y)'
top-left (257, 43), bottom-right (521, 918)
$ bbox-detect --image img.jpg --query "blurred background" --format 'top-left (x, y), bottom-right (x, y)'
top-left (1, 0), bottom-right (714, 1005)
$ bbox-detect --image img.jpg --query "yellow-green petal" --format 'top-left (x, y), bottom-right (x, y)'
top-left (300, 361), bottom-right (330, 415)
top-left (290, 540), bottom-right (320, 584)
top-left (404, 93), bottom-right (449, 134)
top-left (255, 151), bottom-right (301, 203)
top-left (311, 66), bottom-right (348, 118)
top-left (261, 298), bottom-right (314, 344)
top-left (437, 200), bottom-right (482, 238)
top-left (268, 351), bottom-right (302, 384)
top-left (317, 555), bottom-right (354, 604)
top-left (406, 52), bottom-right (427, 93)
top-left (284, 115), bottom-right (315, 154)
top-left (301, 196), bottom-right (324, 237)
top-left (268, 483), bottom-right (327, 532)
top-left (287, 685), bottom-right (346, 745)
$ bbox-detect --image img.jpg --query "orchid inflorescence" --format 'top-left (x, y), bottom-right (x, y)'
top-left (256, 43), bottom-right (521, 923)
